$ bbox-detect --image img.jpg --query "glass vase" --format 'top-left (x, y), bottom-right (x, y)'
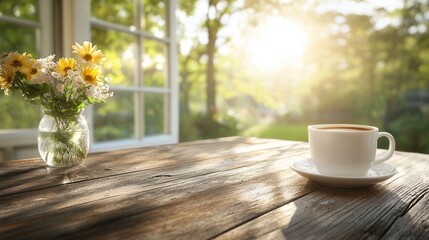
top-left (37, 109), bottom-right (89, 167)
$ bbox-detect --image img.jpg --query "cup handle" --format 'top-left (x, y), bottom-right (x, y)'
top-left (373, 132), bottom-right (395, 165)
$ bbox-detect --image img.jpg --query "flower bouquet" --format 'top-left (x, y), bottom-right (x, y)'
top-left (0, 41), bottom-right (112, 167)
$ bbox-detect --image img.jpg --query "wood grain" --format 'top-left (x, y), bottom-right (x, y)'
top-left (215, 151), bottom-right (429, 239)
top-left (0, 137), bottom-right (297, 196)
top-left (0, 137), bottom-right (428, 239)
top-left (381, 189), bottom-right (429, 239)
top-left (0, 142), bottom-right (305, 220)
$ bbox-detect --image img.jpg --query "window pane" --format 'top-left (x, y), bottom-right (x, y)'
top-left (0, 0), bottom-right (38, 21)
top-left (94, 91), bottom-right (135, 141)
top-left (91, 0), bottom-right (135, 27)
top-left (142, 0), bottom-right (167, 38)
top-left (145, 93), bottom-right (168, 135)
top-left (0, 93), bottom-right (40, 129)
top-left (92, 27), bottom-right (137, 86)
top-left (0, 22), bottom-right (37, 55)
top-left (0, 22), bottom-right (39, 129)
top-left (143, 39), bottom-right (168, 87)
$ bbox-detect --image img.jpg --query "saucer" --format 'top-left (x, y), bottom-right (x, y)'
top-left (289, 158), bottom-right (397, 187)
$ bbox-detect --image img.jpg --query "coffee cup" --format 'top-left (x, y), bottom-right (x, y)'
top-left (308, 124), bottom-right (395, 176)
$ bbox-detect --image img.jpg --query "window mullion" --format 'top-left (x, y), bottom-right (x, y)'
top-left (135, 0), bottom-right (144, 140)
top-left (66, 0), bottom-right (93, 147)
top-left (168, 0), bottom-right (179, 142)
top-left (91, 18), bottom-right (170, 44)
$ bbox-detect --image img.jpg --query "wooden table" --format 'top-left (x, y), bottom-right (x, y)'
top-left (1, 137), bottom-right (428, 239)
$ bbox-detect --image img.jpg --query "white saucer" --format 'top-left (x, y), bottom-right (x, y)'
top-left (289, 158), bottom-right (397, 187)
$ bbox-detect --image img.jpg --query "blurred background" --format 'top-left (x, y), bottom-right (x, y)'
top-left (178, 0), bottom-right (429, 153)
top-left (1, 0), bottom-right (429, 161)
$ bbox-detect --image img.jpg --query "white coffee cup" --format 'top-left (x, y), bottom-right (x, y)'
top-left (308, 124), bottom-right (395, 176)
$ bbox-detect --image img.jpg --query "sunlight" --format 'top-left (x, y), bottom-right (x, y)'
top-left (248, 16), bottom-right (307, 71)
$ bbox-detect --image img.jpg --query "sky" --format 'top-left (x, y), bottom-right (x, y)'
top-left (316, 0), bottom-right (404, 30)
top-left (316, 0), bottom-right (403, 14)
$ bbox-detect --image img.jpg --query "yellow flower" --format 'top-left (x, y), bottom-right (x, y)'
top-left (5, 52), bottom-right (33, 70)
top-left (19, 58), bottom-right (40, 80)
top-left (26, 59), bottom-right (46, 83)
top-left (0, 66), bottom-right (16, 94)
top-left (72, 41), bottom-right (104, 65)
top-left (30, 60), bottom-right (41, 77)
top-left (56, 57), bottom-right (76, 75)
top-left (82, 66), bottom-right (100, 85)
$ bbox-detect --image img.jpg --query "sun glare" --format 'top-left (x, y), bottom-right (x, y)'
top-left (248, 17), bottom-right (307, 71)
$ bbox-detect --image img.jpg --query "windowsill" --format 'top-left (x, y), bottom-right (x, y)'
top-left (90, 134), bottom-right (177, 153)
top-left (0, 130), bottom-right (176, 152)
top-left (0, 129), bottom-right (38, 147)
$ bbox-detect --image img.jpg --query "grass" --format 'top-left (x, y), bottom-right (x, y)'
top-left (241, 122), bottom-right (309, 142)
top-left (241, 122), bottom-right (394, 150)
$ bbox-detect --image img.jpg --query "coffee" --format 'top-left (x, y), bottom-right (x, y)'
top-left (318, 126), bottom-right (372, 132)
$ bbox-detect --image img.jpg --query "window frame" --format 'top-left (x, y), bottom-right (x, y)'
top-left (66, 0), bottom-right (179, 152)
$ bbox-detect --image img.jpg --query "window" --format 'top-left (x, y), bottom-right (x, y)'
top-left (0, 0), bottom-right (178, 160)
top-left (89, 0), bottom-right (178, 151)
top-left (0, 0), bottom-right (54, 160)
top-left (0, 2), bottom-right (40, 129)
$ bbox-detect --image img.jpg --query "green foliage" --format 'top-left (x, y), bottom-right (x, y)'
top-left (143, 0), bottom-right (167, 37)
top-left (243, 123), bottom-right (308, 142)
top-left (94, 92), bottom-right (134, 142)
top-left (192, 113), bottom-right (239, 140)
top-left (91, 0), bottom-right (135, 26)
top-left (176, 0), bottom-right (429, 153)
top-left (295, 3), bottom-right (429, 153)
top-left (90, 0), bottom-right (169, 141)
top-left (145, 93), bottom-right (165, 135)
top-left (0, 23), bottom-right (36, 55)
top-left (179, 0), bottom-right (198, 15)
top-left (0, 0), bottom-right (37, 20)
top-left (0, 91), bottom-right (40, 128)
top-left (91, 0), bottom-right (168, 36)
top-left (0, 5), bottom-right (39, 129)
top-left (389, 113), bottom-right (429, 153)
top-left (91, 27), bottom-right (135, 86)
top-left (144, 40), bottom-right (168, 87)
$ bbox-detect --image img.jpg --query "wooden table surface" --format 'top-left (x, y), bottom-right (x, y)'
top-left (1, 137), bottom-right (428, 239)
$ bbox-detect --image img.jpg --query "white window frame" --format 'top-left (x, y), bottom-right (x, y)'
top-left (65, 0), bottom-right (179, 152)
